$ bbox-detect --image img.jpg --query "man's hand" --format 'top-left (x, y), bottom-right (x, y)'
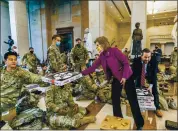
top-left (147, 86), bottom-right (153, 94)
top-left (120, 78), bottom-right (126, 87)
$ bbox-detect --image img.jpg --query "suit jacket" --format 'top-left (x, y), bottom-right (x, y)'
top-left (82, 47), bottom-right (133, 81)
top-left (131, 56), bottom-right (157, 87)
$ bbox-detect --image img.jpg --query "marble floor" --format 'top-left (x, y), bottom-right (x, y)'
top-left (38, 95), bottom-right (177, 130)
top-left (37, 64), bottom-right (177, 130)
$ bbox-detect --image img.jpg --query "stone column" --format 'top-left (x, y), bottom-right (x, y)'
top-left (161, 43), bottom-right (165, 55)
top-left (9, 1), bottom-right (29, 57)
top-left (131, 1), bottom-right (147, 57)
top-left (88, 1), bottom-right (105, 55)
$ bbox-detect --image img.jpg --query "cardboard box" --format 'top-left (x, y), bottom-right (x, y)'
top-left (136, 88), bottom-right (156, 111)
top-left (42, 72), bottom-right (83, 86)
top-left (100, 115), bottom-right (131, 130)
top-left (1, 108), bottom-right (16, 122)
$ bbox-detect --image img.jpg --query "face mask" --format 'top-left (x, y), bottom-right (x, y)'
top-left (13, 49), bottom-right (18, 52)
top-left (175, 49), bottom-right (177, 52)
top-left (30, 51), bottom-right (34, 53)
top-left (56, 41), bottom-right (61, 47)
top-left (77, 44), bottom-right (81, 47)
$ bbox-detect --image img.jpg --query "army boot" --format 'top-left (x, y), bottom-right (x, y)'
top-left (80, 116), bottom-right (96, 126)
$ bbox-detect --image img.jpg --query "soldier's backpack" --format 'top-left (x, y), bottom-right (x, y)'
top-left (10, 108), bottom-right (46, 130)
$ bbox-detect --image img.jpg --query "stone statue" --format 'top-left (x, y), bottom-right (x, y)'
top-left (132, 22), bottom-right (143, 58)
top-left (84, 28), bottom-right (93, 58)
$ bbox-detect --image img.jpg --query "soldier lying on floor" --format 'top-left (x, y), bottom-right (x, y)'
top-left (46, 84), bottom-right (96, 129)
top-left (1, 51), bottom-right (49, 129)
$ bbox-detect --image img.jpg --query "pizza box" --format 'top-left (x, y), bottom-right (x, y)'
top-left (100, 115), bottom-right (131, 130)
top-left (42, 71), bottom-right (83, 86)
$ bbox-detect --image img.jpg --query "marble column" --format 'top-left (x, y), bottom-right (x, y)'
top-left (131, 1), bottom-right (147, 57)
top-left (9, 1), bottom-right (29, 57)
top-left (88, 1), bottom-right (105, 55)
top-left (161, 43), bottom-right (165, 55)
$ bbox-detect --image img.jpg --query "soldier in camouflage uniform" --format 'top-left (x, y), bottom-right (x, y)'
top-left (94, 71), bottom-right (112, 104)
top-left (74, 76), bottom-right (98, 101)
top-left (70, 38), bottom-right (89, 72)
top-left (47, 35), bottom-right (67, 73)
top-left (21, 47), bottom-right (40, 74)
top-left (170, 47), bottom-right (177, 67)
top-left (162, 63), bottom-right (177, 81)
top-left (1, 52), bottom-right (48, 125)
top-left (45, 84), bottom-right (96, 129)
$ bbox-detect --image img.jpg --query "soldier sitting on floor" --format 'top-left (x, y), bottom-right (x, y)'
top-left (1, 51), bottom-right (49, 129)
top-left (45, 84), bottom-right (96, 129)
top-left (158, 63), bottom-right (177, 81)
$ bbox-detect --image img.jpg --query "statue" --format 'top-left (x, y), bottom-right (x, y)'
top-left (131, 22), bottom-right (143, 58)
top-left (83, 28), bottom-right (93, 58)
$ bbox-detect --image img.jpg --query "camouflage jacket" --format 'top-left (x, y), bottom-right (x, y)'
top-left (46, 84), bottom-right (77, 116)
top-left (21, 52), bottom-right (40, 69)
top-left (47, 45), bottom-right (66, 73)
top-left (70, 45), bottom-right (89, 64)
top-left (0, 66), bottom-right (46, 113)
top-left (170, 51), bottom-right (177, 67)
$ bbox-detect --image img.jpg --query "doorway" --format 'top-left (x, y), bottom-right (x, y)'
top-left (56, 27), bottom-right (74, 53)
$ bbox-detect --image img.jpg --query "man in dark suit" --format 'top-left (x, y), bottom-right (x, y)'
top-left (131, 48), bottom-right (163, 117)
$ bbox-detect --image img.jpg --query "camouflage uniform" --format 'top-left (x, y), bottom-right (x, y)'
top-left (70, 45), bottom-right (89, 72)
top-left (170, 51), bottom-right (177, 67)
top-left (46, 84), bottom-right (95, 129)
top-left (158, 66), bottom-right (177, 81)
top-left (47, 44), bottom-right (66, 73)
top-left (21, 52), bottom-right (40, 74)
top-left (75, 76), bottom-right (97, 101)
top-left (0, 66), bottom-right (47, 114)
top-left (94, 72), bottom-right (112, 104)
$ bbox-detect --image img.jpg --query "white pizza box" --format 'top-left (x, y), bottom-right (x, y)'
top-left (42, 72), bottom-right (83, 86)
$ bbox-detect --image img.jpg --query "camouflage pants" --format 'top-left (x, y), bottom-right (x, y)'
top-left (97, 87), bottom-right (112, 104)
top-left (49, 107), bottom-right (86, 129)
top-left (76, 91), bottom-right (96, 101)
top-left (73, 63), bottom-right (86, 72)
top-left (28, 67), bottom-right (38, 74)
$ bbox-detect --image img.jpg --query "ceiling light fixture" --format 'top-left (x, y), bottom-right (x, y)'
top-left (111, 6), bottom-right (113, 8)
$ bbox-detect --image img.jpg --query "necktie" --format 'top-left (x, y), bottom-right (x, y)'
top-left (141, 63), bottom-right (145, 87)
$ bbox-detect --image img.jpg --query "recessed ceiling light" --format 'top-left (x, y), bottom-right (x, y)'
top-left (153, 16), bottom-right (155, 17)
top-left (111, 6), bottom-right (112, 8)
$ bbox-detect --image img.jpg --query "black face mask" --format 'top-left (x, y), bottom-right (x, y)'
top-left (175, 50), bottom-right (177, 52)
top-left (76, 44), bottom-right (81, 48)
top-left (165, 68), bottom-right (169, 70)
top-left (30, 51), bottom-right (34, 54)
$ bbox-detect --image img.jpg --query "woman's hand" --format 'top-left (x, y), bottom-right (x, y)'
top-left (120, 78), bottom-right (126, 87)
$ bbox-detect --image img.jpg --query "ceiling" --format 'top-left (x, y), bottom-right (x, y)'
top-left (105, 0), bottom-right (130, 23)
top-left (106, 1), bottom-right (177, 23)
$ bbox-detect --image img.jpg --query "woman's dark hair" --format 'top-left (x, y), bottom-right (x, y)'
top-left (4, 51), bottom-right (18, 60)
